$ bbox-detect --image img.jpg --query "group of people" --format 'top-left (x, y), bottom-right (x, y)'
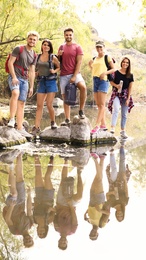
top-left (7, 28), bottom-right (134, 139)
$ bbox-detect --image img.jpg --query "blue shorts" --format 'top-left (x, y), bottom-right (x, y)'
top-left (37, 78), bottom-right (58, 93)
top-left (5, 181), bottom-right (25, 205)
top-left (60, 73), bottom-right (85, 94)
top-left (89, 191), bottom-right (105, 206)
top-left (35, 187), bottom-right (55, 206)
top-left (8, 76), bottom-right (28, 102)
top-left (93, 77), bottom-right (109, 93)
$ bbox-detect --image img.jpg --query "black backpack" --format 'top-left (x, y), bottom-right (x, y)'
top-left (104, 54), bottom-right (115, 81)
top-left (64, 83), bottom-right (77, 106)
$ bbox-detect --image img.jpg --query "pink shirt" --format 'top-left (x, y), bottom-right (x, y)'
top-left (59, 43), bottom-right (83, 76)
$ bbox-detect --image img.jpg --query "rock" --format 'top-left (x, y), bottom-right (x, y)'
top-left (53, 97), bottom-right (63, 107)
top-left (70, 116), bottom-right (91, 145)
top-left (40, 125), bottom-right (71, 143)
top-left (0, 126), bottom-right (26, 148)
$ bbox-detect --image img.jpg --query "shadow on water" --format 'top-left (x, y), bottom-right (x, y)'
top-left (0, 105), bottom-right (146, 259)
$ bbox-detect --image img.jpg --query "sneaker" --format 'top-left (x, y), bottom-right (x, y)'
top-left (7, 118), bottom-right (15, 128)
top-left (79, 110), bottom-right (85, 119)
top-left (100, 125), bottom-right (108, 131)
top-left (90, 153), bottom-right (98, 159)
top-left (31, 126), bottom-right (41, 136)
top-left (17, 128), bottom-right (33, 139)
top-left (110, 127), bottom-right (115, 134)
top-left (90, 125), bottom-right (99, 134)
top-left (60, 119), bottom-right (71, 126)
top-left (120, 130), bottom-right (128, 139)
top-left (51, 121), bottom-right (58, 130)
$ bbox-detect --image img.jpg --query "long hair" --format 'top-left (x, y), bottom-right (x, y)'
top-left (120, 56), bottom-right (131, 78)
top-left (41, 39), bottom-right (53, 54)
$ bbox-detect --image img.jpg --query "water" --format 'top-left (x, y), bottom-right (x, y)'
top-left (0, 105), bottom-right (146, 260)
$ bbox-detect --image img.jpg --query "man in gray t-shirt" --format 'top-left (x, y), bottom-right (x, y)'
top-left (7, 31), bottom-right (39, 138)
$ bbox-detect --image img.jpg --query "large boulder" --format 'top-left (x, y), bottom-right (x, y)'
top-left (0, 126), bottom-right (26, 148)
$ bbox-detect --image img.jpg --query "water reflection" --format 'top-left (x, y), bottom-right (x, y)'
top-left (0, 141), bottom-right (145, 259)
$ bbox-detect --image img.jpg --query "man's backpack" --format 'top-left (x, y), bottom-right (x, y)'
top-left (5, 46), bottom-right (24, 74)
top-left (5, 45), bottom-right (37, 76)
top-left (93, 55), bottom-right (115, 81)
top-left (64, 83), bottom-right (77, 106)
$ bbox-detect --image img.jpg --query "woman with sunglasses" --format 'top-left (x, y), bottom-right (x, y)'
top-left (108, 57), bottom-right (134, 138)
top-left (31, 39), bottom-right (60, 136)
top-left (89, 40), bottom-right (115, 134)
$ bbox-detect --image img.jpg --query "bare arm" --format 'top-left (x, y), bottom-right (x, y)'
top-left (26, 187), bottom-right (33, 216)
top-left (126, 81), bottom-right (133, 106)
top-left (8, 56), bottom-right (19, 86)
top-left (100, 60), bottom-right (115, 80)
top-left (28, 65), bottom-right (35, 97)
top-left (68, 201), bottom-right (78, 226)
top-left (4, 202), bottom-right (15, 226)
top-left (70, 54), bottom-right (83, 83)
top-left (50, 56), bottom-right (60, 74)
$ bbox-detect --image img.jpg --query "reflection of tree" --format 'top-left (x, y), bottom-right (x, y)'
top-left (128, 145), bottom-right (146, 190)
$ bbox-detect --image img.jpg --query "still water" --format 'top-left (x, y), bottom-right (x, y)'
top-left (0, 105), bottom-right (146, 260)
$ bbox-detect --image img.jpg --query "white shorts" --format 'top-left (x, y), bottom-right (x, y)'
top-left (60, 73), bottom-right (85, 94)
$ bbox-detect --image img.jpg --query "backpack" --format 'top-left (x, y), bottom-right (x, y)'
top-left (64, 83), bottom-right (77, 106)
top-left (93, 55), bottom-right (115, 81)
top-left (104, 54), bottom-right (115, 81)
top-left (5, 45), bottom-right (37, 75)
top-left (37, 53), bottom-right (57, 80)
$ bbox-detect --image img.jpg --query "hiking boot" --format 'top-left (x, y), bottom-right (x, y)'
top-left (31, 126), bottom-right (41, 136)
top-left (60, 119), bottom-right (71, 126)
top-left (90, 125), bottom-right (99, 134)
top-left (51, 121), bottom-right (58, 130)
top-left (120, 130), bottom-right (128, 139)
top-left (17, 128), bottom-right (33, 139)
top-left (7, 118), bottom-right (15, 128)
top-left (79, 110), bottom-right (85, 119)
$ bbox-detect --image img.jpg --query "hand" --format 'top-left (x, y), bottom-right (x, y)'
top-left (12, 77), bottom-right (19, 86)
top-left (28, 88), bottom-right (33, 98)
top-left (27, 186), bottom-right (31, 194)
top-left (50, 69), bottom-right (55, 74)
top-left (99, 73), bottom-right (106, 80)
top-left (58, 49), bottom-right (64, 56)
top-left (70, 75), bottom-right (76, 83)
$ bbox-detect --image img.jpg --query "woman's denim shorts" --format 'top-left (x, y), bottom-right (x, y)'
top-left (93, 77), bottom-right (109, 93)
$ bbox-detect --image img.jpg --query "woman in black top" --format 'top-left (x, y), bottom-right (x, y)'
top-left (108, 57), bottom-right (134, 138)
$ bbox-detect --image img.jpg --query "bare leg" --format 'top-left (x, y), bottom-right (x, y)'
top-left (9, 89), bottom-right (19, 119)
top-left (46, 93), bottom-right (56, 122)
top-left (16, 100), bottom-right (25, 130)
top-left (35, 93), bottom-right (46, 128)
top-left (77, 81), bottom-right (87, 111)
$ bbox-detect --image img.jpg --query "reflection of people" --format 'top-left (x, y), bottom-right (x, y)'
top-left (2, 153), bottom-right (34, 247)
top-left (33, 155), bottom-right (55, 238)
top-left (54, 157), bottom-right (83, 250)
top-left (84, 153), bottom-right (109, 240)
top-left (31, 39), bottom-right (60, 136)
top-left (106, 145), bottom-right (132, 222)
top-left (88, 40), bottom-right (115, 134)
top-left (58, 28), bottom-right (87, 126)
top-left (7, 31), bottom-right (39, 138)
top-left (108, 56), bottom-right (134, 138)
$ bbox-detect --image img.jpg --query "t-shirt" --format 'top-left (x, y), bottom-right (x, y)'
top-left (88, 204), bottom-right (103, 226)
top-left (11, 45), bottom-right (37, 79)
top-left (91, 55), bottom-right (112, 80)
top-left (59, 43), bottom-right (83, 76)
top-left (113, 70), bottom-right (134, 90)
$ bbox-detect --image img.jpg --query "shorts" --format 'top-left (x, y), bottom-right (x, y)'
top-left (8, 76), bottom-right (28, 102)
top-left (5, 181), bottom-right (25, 205)
top-left (60, 73), bottom-right (85, 94)
top-left (89, 191), bottom-right (105, 206)
top-left (37, 79), bottom-right (58, 93)
top-left (35, 187), bottom-right (55, 206)
top-left (93, 77), bottom-right (109, 93)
